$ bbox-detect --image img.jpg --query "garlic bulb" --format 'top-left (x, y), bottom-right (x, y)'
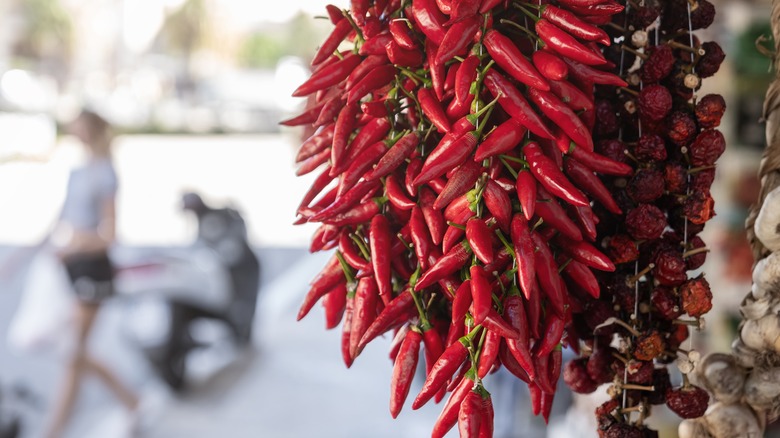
top-left (731, 338), bottom-right (759, 369)
top-left (744, 367), bottom-right (780, 411)
top-left (697, 353), bottom-right (745, 405)
top-left (740, 294), bottom-right (773, 321)
top-left (740, 313), bottom-right (780, 352)
top-left (679, 418), bottom-right (713, 438)
top-left (702, 403), bottom-right (763, 438)
top-left (754, 186), bottom-right (780, 252)
top-left (751, 251), bottom-right (780, 299)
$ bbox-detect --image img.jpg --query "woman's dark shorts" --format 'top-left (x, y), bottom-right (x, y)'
top-left (63, 252), bottom-right (115, 304)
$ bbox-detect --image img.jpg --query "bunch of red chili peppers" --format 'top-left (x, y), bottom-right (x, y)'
top-left (285, 0), bottom-right (724, 436)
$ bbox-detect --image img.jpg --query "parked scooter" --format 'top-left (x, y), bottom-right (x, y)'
top-left (115, 193), bottom-right (260, 390)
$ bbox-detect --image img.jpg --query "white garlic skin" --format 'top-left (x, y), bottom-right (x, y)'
top-left (744, 367), bottom-right (780, 411)
top-left (698, 353), bottom-right (745, 405)
top-left (679, 418), bottom-right (713, 438)
top-left (754, 186), bottom-right (780, 252)
top-left (740, 313), bottom-right (780, 352)
top-left (731, 338), bottom-right (759, 369)
top-left (751, 250), bottom-right (780, 300)
top-left (740, 295), bottom-right (772, 321)
top-left (703, 403), bottom-right (763, 438)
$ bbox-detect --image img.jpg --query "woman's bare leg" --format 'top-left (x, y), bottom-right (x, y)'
top-left (44, 301), bottom-right (138, 438)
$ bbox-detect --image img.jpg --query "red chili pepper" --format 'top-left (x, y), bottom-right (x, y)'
top-left (347, 64), bottom-right (397, 104)
top-left (483, 179), bottom-right (512, 233)
top-left (323, 198), bottom-right (382, 227)
top-left (562, 258), bottom-right (600, 298)
top-left (568, 145), bottom-right (632, 176)
top-left (484, 30), bottom-right (550, 91)
top-left (569, 204), bottom-right (598, 242)
top-left (384, 174), bottom-right (415, 211)
top-left (298, 185), bottom-right (338, 220)
top-left (297, 167), bottom-right (335, 214)
top-left (322, 282), bottom-right (347, 329)
top-left (515, 170), bottom-right (537, 221)
top-left (294, 54), bottom-right (361, 97)
top-left (280, 101), bottom-right (326, 126)
top-left (314, 95), bottom-right (346, 127)
top-left (297, 125), bottom-right (336, 163)
top-left (389, 19), bottom-right (418, 50)
top-left (455, 54), bottom-right (480, 104)
top-left (418, 87), bottom-right (452, 133)
top-left (413, 338), bottom-right (469, 409)
top-left (387, 41), bottom-right (424, 67)
top-left (532, 50), bottom-right (568, 81)
top-left (297, 256), bottom-right (346, 321)
top-left (562, 57), bottom-right (627, 87)
top-left (563, 157), bottom-right (621, 214)
top-left (530, 232), bottom-right (567, 316)
top-left (536, 19), bottom-right (606, 66)
top-left (483, 69), bottom-right (554, 139)
top-left (411, 0), bottom-right (446, 45)
top-left (458, 390), bottom-right (483, 437)
top-left (296, 147), bottom-right (331, 176)
top-left (421, 324), bottom-right (445, 396)
top-left (346, 55), bottom-right (389, 91)
top-left (482, 308), bottom-right (522, 339)
top-left (349, 276), bottom-right (379, 358)
top-left (388, 324), bottom-right (410, 362)
top-left (325, 4), bottom-right (343, 24)
top-left (499, 341), bottom-right (531, 383)
top-left (364, 132), bottom-right (418, 181)
top-left (368, 217), bottom-right (394, 302)
top-left (470, 265), bottom-right (492, 324)
top-left (433, 160), bottom-right (482, 210)
top-left (358, 32), bottom-right (393, 56)
top-left (358, 289), bottom-right (414, 353)
top-left (503, 293), bottom-right (536, 380)
top-left (532, 353), bottom-right (555, 394)
top-left (477, 329), bottom-right (501, 378)
top-left (524, 142), bottom-right (589, 207)
top-left (510, 214), bottom-right (536, 300)
top-left (436, 15), bottom-right (481, 65)
top-left (448, 278), bottom-right (472, 337)
top-left (414, 131), bottom-right (478, 186)
top-left (540, 390), bottom-right (555, 423)
top-left (333, 118), bottom-right (392, 176)
top-left (390, 327), bottom-right (422, 418)
top-left (341, 292), bottom-right (355, 367)
top-left (479, 0), bottom-right (503, 13)
top-left (338, 141), bottom-right (388, 196)
top-left (474, 119), bottom-right (527, 162)
top-left (548, 79), bottom-right (594, 112)
top-left (564, 1), bottom-right (624, 16)
top-left (466, 218), bottom-right (494, 265)
top-left (443, 193), bottom-right (473, 225)
top-left (540, 4), bottom-right (610, 45)
top-left (533, 188), bottom-right (582, 241)
top-left (557, 0), bottom-right (612, 7)
top-left (312, 18), bottom-right (353, 66)
top-left (527, 87), bottom-right (593, 151)
top-left (419, 187), bottom-right (446, 245)
top-left (338, 232), bottom-right (370, 272)
top-left (435, 0), bottom-right (452, 15)
top-left (534, 313), bottom-right (565, 358)
top-left (331, 102), bottom-right (359, 171)
top-left (555, 234), bottom-right (615, 272)
top-left (410, 206), bottom-right (434, 270)
top-left (415, 240), bottom-right (471, 291)
top-left (431, 374), bottom-right (473, 438)
top-left (360, 99), bottom-right (391, 118)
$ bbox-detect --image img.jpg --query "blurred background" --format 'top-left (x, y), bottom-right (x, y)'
top-left (0, 0), bottom-right (775, 437)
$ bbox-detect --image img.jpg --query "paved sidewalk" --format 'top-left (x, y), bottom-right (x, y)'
top-left (0, 246), bottom-right (569, 438)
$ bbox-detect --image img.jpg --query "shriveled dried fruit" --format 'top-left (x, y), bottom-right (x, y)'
top-left (689, 129), bottom-right (725, 166)
top-left (595, 99), bottom-right (620, 136)
top-left (605, 423), bottom-right (644, 438)
top-left (665, 385), bottom-right (710, 419)
top-left (607, 234), bottom-right (640, 264)
top-left (697, 41), bottom-right (725, 78)
top-left (667, 111), bottom-right (698, 146)
top-left (627, 168), bottom-right (665, 203)
top-left (690, 168), bottom-right (716, 194)
top-left (654, 249), bottom-right (688, 287)
top-left (633, 331), bottom-right (665, 361)
top-left (635, 134), bottom-right (667, 163)
top-left (695, 94), bottom-right (726, 129)
top-left (626, 204), bottom-right (667, 241)
top-left (680, 276), bottom-right (713, 317)
top-left (684, 236), bottom-right (707, 270)
top-left (646, 368), bottom-right (672, 405)
top-left (596, 399), bottom-right (620, 432)
top-left (640, 45), bottom-right (675, 84)
top-left (683, 191), bottom-right (715, 225)
top-left (564, 358), bottom-right (599, 394)
top-left (638, 84), bottom-right (672, 123)
top-left (651, 286), bottom-right (682, 320)
top-left (596, 139), bottom-right (629, 164)
top-left (664, 162), bottom-right (688, 194)
top-left (630, 5), bottom-right (661, 29)
top-left (588, 345), bottom-right (618, 384)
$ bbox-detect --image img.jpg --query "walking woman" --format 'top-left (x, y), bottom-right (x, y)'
top-left (44, 110), bottom-right (139, 437)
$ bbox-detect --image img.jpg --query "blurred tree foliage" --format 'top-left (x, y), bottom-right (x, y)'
top-left (159, 0), bottom-right (209, 58)
top-left (13, 0), bottom-right (73, 61)
top-left (238, 13), bottom-right (330, 68)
